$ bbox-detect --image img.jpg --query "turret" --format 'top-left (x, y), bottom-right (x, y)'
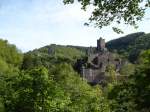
top-left (97, 37), bottom-right (105, 52)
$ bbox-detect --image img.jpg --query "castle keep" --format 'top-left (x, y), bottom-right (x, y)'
top-left (78, 38), bottom-right (125, 84)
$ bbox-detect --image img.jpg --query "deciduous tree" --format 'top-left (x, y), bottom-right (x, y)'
top-left (63, 0), bottom-right (150, 33)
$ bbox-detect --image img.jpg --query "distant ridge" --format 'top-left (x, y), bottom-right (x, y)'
top-left (106, 32), bottom-right (150, 62)
top-left (23, 32), bottom-right (150, 66)
top-left (106, 32), bottom-right (145, 51)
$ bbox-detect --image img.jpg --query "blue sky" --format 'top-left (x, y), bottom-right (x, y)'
top-left (0, 0), bottom-right (150, 52)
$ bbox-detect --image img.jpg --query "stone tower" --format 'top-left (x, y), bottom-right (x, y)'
top-left (97, 37), bottom-right (105, 51)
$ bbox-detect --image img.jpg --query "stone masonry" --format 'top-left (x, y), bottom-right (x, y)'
top-left (80, 38), bottom-right (125, 84)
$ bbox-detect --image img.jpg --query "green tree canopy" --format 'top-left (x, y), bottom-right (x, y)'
top-left (63, 0), bottom-right (150, 33)
top-left (0, 39), bottom-right (23, 67)
top-left (107, 50), bottom-right (150, 112)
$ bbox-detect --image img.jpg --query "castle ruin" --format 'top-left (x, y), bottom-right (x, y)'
top-left (78, 38), bottom-right (125, 84)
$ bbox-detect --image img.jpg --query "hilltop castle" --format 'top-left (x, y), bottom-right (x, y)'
top-left (77, 38), bottom-right (126, 84)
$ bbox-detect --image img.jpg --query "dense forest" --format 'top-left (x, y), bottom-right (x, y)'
top-left (106, 32), bottom-right (150, 63)
top-left (1, 32), bottom-right (150, 112)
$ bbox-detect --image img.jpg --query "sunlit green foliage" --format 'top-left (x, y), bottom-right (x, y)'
top-left (3, 64), bottom-right (109, 112)
top-left (49, 63), bottom-right (109, 112)
top-left (120, 63), bottom-right (135, 76)
top-left (1, 38), bottom-right (150, 112)
top-left (106, 64), bottom-right (117, 83)
top-left (0, 39), bottom-right (23, 112)
top-left (22, 44), bottom-right (85, 70)
top-left (0, 38), bottom-right (110, 112)
top-left (0, 39), bottom-right (23, 67)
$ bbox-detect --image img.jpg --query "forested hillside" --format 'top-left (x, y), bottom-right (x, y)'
top-left (0, 39), bottom-right (22, 73)
top-left (0, 39), bottom-right (23, 111)
top-left (22, 44), bottom-right (86, 70)
top-left (1, 40), bottom-right (109, 112)
top-left (106, 32), bottom-right (150, 62)
top-left (1, 32), bottom-right (150, 111)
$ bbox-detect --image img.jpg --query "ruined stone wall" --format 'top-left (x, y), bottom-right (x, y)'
top-left (82, 68), bottom-right (106, 83)
top-left (79, 38), bottom-right (126, 84)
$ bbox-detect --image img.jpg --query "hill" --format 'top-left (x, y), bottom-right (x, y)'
top-left (0, 40), bottom-right (108, 112)
top-left (22, 44), bottom-right (86, 69)
top-left (22, 32), bottom-right (150, 69)
top-left (2, 33), bottom-right (150, 111)
top-left (106, 32), bottom-right (150, 62)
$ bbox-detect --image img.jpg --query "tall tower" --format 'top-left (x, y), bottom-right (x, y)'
top-left (97, 37), bottom-right (105, 52)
